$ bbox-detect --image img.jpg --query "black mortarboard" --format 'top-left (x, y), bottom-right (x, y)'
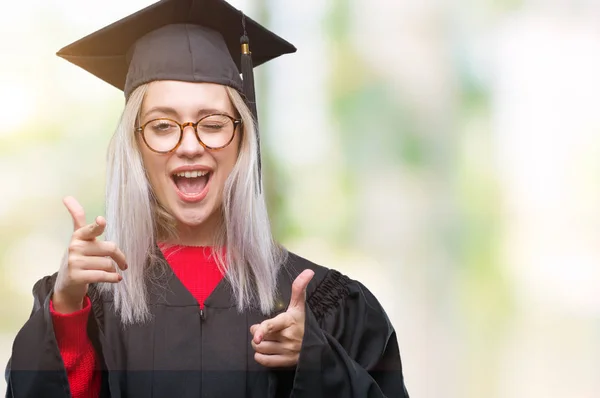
top-left (57, 0), bottom-right (296, 190)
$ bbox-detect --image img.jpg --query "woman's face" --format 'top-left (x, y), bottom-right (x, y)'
top-left (138, 81), bottom-right (241, 243)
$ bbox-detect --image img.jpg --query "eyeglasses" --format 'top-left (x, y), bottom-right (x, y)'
top-left (135, 114), bottom-right (242, 154)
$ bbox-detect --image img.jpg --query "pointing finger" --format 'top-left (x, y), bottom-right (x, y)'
top-left (250, 324), bottom-right (259, 336)
top-left (63, 196), bottom-right (86, 231)
top-left (288, 269), bottom-right (315, 311)
top-left (253, 313), bottom-right (293, 344)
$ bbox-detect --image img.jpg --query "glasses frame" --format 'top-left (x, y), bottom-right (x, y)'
top-left (135, 113), bottom-right (243, 154)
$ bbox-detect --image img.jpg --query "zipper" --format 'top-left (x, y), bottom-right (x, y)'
top-left (199, 306), bottom-right (204, 397)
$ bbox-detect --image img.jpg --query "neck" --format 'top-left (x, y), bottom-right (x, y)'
top-left (167, 211), bottom-right (223, 247)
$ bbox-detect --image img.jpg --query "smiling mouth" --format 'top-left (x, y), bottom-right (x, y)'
top-left (172, 170), bottom-right (212, 196)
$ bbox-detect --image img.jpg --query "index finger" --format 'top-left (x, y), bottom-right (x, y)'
top-left (253, 312), bottom-right (293, 344)
top-left (63, 196), bottom-right (86, 231)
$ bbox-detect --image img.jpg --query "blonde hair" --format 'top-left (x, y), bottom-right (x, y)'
top-left (100, 83), bottom-right (286, 324)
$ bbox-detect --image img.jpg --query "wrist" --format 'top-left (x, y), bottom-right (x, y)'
top-left (52, 291), bottom-right (85, 314)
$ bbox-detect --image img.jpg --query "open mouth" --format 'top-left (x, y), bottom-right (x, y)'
top-left (171, 170), bottom-right (212, 200)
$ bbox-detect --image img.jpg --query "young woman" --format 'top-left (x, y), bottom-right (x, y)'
top-left (5, 1), bottom-right (410, 397)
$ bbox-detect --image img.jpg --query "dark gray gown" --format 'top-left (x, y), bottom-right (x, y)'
top-left (5, 250), bottom-right (409, 397)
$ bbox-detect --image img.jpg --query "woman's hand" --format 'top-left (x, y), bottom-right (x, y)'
top-left (52, 196), bottom-right (128, 314)
top-left (250, 269), bottom-right (315, 368)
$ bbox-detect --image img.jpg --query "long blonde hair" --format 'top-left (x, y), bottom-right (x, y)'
top-left (100, 83), bottom-right (286, 325)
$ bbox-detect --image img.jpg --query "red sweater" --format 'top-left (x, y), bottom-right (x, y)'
top-left (50, 245), bottom-right (224, 398)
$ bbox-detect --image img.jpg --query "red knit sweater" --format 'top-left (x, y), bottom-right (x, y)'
top-left (50, 245), bottom-right (224, 398)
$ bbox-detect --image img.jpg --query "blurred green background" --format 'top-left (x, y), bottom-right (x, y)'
top-left (2, 0), bottom-right (600, 397)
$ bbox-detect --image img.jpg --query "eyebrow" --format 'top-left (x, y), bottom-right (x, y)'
top-left (142, 106), bottom-right (232, 121)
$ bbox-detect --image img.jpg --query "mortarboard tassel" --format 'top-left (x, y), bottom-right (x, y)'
top-left (240, 14), bottom-right (262, 193)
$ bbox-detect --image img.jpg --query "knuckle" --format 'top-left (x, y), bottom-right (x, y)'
top-left (68, 240), bottom-right (83, 253)
top-left (105, 242), bottom-right (117, 254)
top-left (63, 269), bottom-right (74, 281)
top-left (290, 342), bottom-right (301, 353)
top-left (70, 256), bottom-right (85, 270)
top-left (64, 270), bottom-right (78, 285)
top-left (282, 313), bottom-right (294, 324)
top-left (103, 257), bottom-right (114, 270)
top-left (280, 329), bottom-right (292, 340)
top-left (259, 356), bottom-right (270, 367)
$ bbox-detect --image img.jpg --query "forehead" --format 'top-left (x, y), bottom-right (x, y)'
top-left (142, 81), bottom-right (234, 115)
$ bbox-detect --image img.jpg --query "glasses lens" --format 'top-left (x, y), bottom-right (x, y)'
top-left (197, 115), bottom-right (235, 148)
top-left (143, 119), bottom-right (181, 152)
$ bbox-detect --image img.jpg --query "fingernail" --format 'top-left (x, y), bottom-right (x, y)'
top-left (118, 275), bottom-right (123, 281)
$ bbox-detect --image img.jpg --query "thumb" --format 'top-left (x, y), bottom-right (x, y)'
top-left (288, 269), bottom-right (315, 312)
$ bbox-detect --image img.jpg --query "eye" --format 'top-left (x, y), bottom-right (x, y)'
top-left (198, 115), bottom-right (231, 133)
top-left (148, 119), bottom-right (178, 134)
top-left (202, 123), bottom-right (225, 131)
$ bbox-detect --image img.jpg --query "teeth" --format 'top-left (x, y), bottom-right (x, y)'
top-left (175, 170), bottom-right (208, 178)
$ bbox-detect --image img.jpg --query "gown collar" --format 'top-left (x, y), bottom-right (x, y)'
top-left (148, 243), bottom-right (236, 309)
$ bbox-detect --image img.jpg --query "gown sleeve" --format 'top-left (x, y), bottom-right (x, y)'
top-left (291, 269), bottom-right (409, 398)
top-left (5, 274), bottom-right (103, 398)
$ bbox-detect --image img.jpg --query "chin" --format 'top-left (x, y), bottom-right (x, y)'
top-left (171, 200), bottom-right (220, 230)
top-left (178, 214), bottom-right (211, 228)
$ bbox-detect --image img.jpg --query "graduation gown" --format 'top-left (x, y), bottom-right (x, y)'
top-left (5, 250), bottom-right (409, 398)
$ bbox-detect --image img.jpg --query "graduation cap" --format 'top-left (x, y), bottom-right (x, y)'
top-left (57, 0), bottom-right (296, 190)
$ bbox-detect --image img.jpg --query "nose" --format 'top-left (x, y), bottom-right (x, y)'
top-left (175, 124), bottom-right (205, 158)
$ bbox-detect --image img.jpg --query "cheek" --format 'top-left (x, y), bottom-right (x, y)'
top-left (216, 146), bottom-right (240, 179)
top-left (140, 149), bottom-right (168, 194)
top-left (228, 132), bottom-right (243, 168)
